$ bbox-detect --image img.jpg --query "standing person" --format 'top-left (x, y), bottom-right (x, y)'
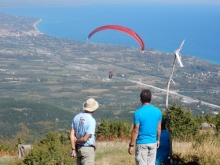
top-left (128, 89), bottom-right (162, 165)
top-left (156, 118), bottom-right (170, 165)
top-left (70, 98), bottom-right (99, 165)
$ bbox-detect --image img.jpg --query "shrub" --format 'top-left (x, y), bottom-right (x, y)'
top-left (96, 119), bottom-right (132, 141)
top-left (168, 103), bottom-right (199, 141)
top-left (12, 131), bottom-right (75, 165)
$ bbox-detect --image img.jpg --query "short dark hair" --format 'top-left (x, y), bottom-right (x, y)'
top-left (140, 89), bottom-right (151, 103)
top-left (162, 117), bottom-right (167, 130)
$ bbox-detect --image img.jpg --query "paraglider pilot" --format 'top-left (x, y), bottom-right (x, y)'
top-left (108, 71), bottom-right (113, 79)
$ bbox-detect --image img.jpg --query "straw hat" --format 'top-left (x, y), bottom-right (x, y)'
top-left (83, 98), bottom-right (99, 112)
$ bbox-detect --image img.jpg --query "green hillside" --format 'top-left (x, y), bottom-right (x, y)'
top-left (0, 99), bottom-right (75, 142)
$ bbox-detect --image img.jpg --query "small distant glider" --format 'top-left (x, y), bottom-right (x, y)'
top-left (87, 25), bottom-right (145, 52)
top-left (174, 40), bottom-right (185, 67)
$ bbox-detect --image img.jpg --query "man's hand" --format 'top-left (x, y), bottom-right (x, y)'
top-left (70, 149), bottom-right (76, 158)
top-left (128, 124), bottom-right (138, 155)
top-left (157, 141), bottom-right (160, 148)
top-left (128, 146), bottom-right (133, 155)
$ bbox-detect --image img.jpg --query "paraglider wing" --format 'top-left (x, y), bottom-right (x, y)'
top-left (87, 25), bottom-right (145, 51)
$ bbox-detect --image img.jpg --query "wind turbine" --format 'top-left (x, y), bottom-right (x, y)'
top-left (165, 40), bottom-right (185, 165)
top-left (166, 40), bottom-right (185, 108)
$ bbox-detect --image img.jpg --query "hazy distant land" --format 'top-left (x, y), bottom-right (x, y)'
top-left (0, 13), bottom-right (219, 111)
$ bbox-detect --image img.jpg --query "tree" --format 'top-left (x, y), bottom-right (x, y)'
top-left (204, 113), bottom-right (213, 124)
top-left (168, 103), bottom-right (199, 141)
top-left (16, 137), bottom-right (25, 147)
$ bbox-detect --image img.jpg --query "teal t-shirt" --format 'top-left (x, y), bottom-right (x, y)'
top-left (72, 112), bottom-right (96, 146)
top-left (134, 104), bottom-right (162, 144)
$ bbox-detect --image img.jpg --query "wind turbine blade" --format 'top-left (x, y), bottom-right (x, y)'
top-left (179, 40), bottom-right (185, 50)
top-left (175, 51), bottom-right (184, 67)
top-left (176, 39), bottom-right (185, 54)
top-left (174, 40), bottom-right (185, 67)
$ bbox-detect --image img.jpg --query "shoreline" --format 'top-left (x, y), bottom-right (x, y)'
top-left (1, 5), bottom-right (220, 66)
top-left (33, 19), bottom-right (43, 34)
top-left (30, 19), bottom-right (219, 66)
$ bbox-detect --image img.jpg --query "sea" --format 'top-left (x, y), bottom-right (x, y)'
top-left (0, 3), bottom-right (220, 65)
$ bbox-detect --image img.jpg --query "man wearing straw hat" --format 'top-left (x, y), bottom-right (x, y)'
top-left (70, 98), bottom-right (99, 165)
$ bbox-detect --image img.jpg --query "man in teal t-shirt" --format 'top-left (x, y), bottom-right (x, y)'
top-left (128, 89), bottom-right (162, 165)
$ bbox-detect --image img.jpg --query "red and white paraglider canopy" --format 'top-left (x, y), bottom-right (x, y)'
top-left (87, 25), bottom-right (145, 51)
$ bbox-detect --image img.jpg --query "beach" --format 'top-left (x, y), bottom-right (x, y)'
top-left (33, 19), bottom-right (43, 34)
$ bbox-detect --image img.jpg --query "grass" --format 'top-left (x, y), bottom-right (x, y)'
top-left (172, 139), bottom-right (220, 164)
top-left (1, 138), bottom-right (220, 165)
top-left (95, 141), bottom-right (135, 165)
top-left (0, 156), bottom-right (17, 165)
top-left (95, 137), bottom-right (220, 165)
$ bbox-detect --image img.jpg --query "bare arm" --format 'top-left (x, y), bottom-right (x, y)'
top-left (70, 128), bottom-right (76, 157)
top-left (75, 134), bottom-right (91, 143)
top-left (69, 128), bottom-right (91, 156)
top-left (70, 128), bottom-right (76, 149)
top-left (157, 121), bottom-right (162, 148)
top-left (128, 124), bottom-right (139, 155)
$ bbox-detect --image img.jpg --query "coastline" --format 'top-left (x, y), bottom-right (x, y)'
top-left (1, 5), bottom-right (220, 66)
top-left (30, 20), bottom-right (219, 66)
top-left (33, 19), bottom-right (43, 34)
top-left (30, 20), bottom-right (220, 66)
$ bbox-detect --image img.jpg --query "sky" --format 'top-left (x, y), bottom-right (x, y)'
top-left (0, 0), bottom-right (219, 7)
